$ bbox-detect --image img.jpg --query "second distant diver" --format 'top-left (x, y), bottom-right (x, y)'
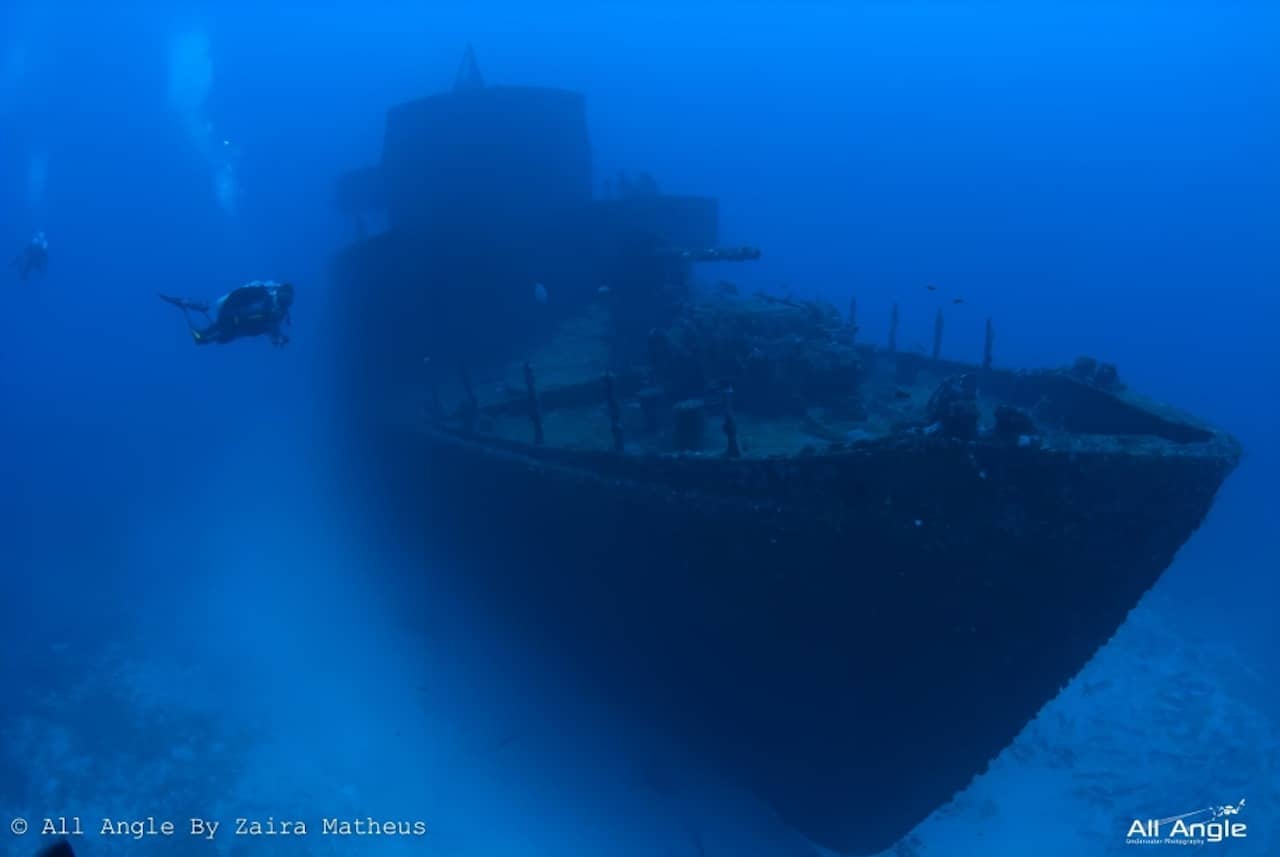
top-left (160, 280), bottom-right (295, 346)
top-left (11, 232), bottom-right (49, 280)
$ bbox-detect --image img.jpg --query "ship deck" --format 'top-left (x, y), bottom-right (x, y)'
top-left (432, 297), bottom-right (1226, 460)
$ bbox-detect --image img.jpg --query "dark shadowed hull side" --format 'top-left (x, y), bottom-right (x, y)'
top-left (371, 422), bottom-right (1239, 854)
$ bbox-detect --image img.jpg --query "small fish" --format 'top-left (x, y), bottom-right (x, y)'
top-left (894, 389), bottom-right (911, 400)
top-left (952, 298), bottom-right (965, 304)
top-left (925, 284), bottom-right (938, 292)
top-left (533, 282), bottom-right (548, 304)
top-left (597, 285), bottom-right (611, 296)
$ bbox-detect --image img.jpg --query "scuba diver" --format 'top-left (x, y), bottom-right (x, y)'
top-left (11, 232), bottom-right (49, 280)
top-left (35, 839), bottom-right (74, 857)
top-left (160, 280), bottom-right (294, 346)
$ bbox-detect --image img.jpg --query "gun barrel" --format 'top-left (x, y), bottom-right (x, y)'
top-left (657, 246), bottom-right (761, 263)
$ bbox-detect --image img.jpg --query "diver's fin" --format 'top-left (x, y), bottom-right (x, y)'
top-left (160, 294), bottom-right (210, 314)
top-left (36, 839), bottom-right (75, 857)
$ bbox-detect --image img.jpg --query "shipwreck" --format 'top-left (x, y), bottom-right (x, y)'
top-left (331, 49), bottom-right (1241, 855)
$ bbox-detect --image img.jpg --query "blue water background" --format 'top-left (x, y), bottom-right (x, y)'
top-left (0, 3), bottom-right (1276, 855)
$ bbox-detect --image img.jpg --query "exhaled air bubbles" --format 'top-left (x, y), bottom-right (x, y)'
top-left (26, 151), bottom-right (47, 210)
top-left (167, 29), bottom-right (236, 216)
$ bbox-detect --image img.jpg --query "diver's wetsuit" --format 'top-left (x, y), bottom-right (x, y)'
top-left (161, 281), bottom-right (294, 346)
top-left (11, 234), bottom-right (48, 280)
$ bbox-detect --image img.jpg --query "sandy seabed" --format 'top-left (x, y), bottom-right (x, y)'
top-left (2, 590), bottom-right (1277, 857)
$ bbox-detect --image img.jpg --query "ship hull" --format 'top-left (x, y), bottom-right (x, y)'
top-left (372, 422), bottom-right (1239, 855)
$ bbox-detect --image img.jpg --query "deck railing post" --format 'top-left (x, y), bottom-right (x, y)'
top-left (637, 387), bottom-right (663, 434)
top-left (672, 399), bottom-right (706, 451)
top-left (723, 389), bottom-right (741, 459)
top-left (604, 372), bottom-right (624, 452)
top-left (524, 362), bottom-right (544, 445)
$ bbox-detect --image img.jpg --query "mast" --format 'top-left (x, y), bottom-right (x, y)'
top-left (454, 43), bottom-right (485, 91)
